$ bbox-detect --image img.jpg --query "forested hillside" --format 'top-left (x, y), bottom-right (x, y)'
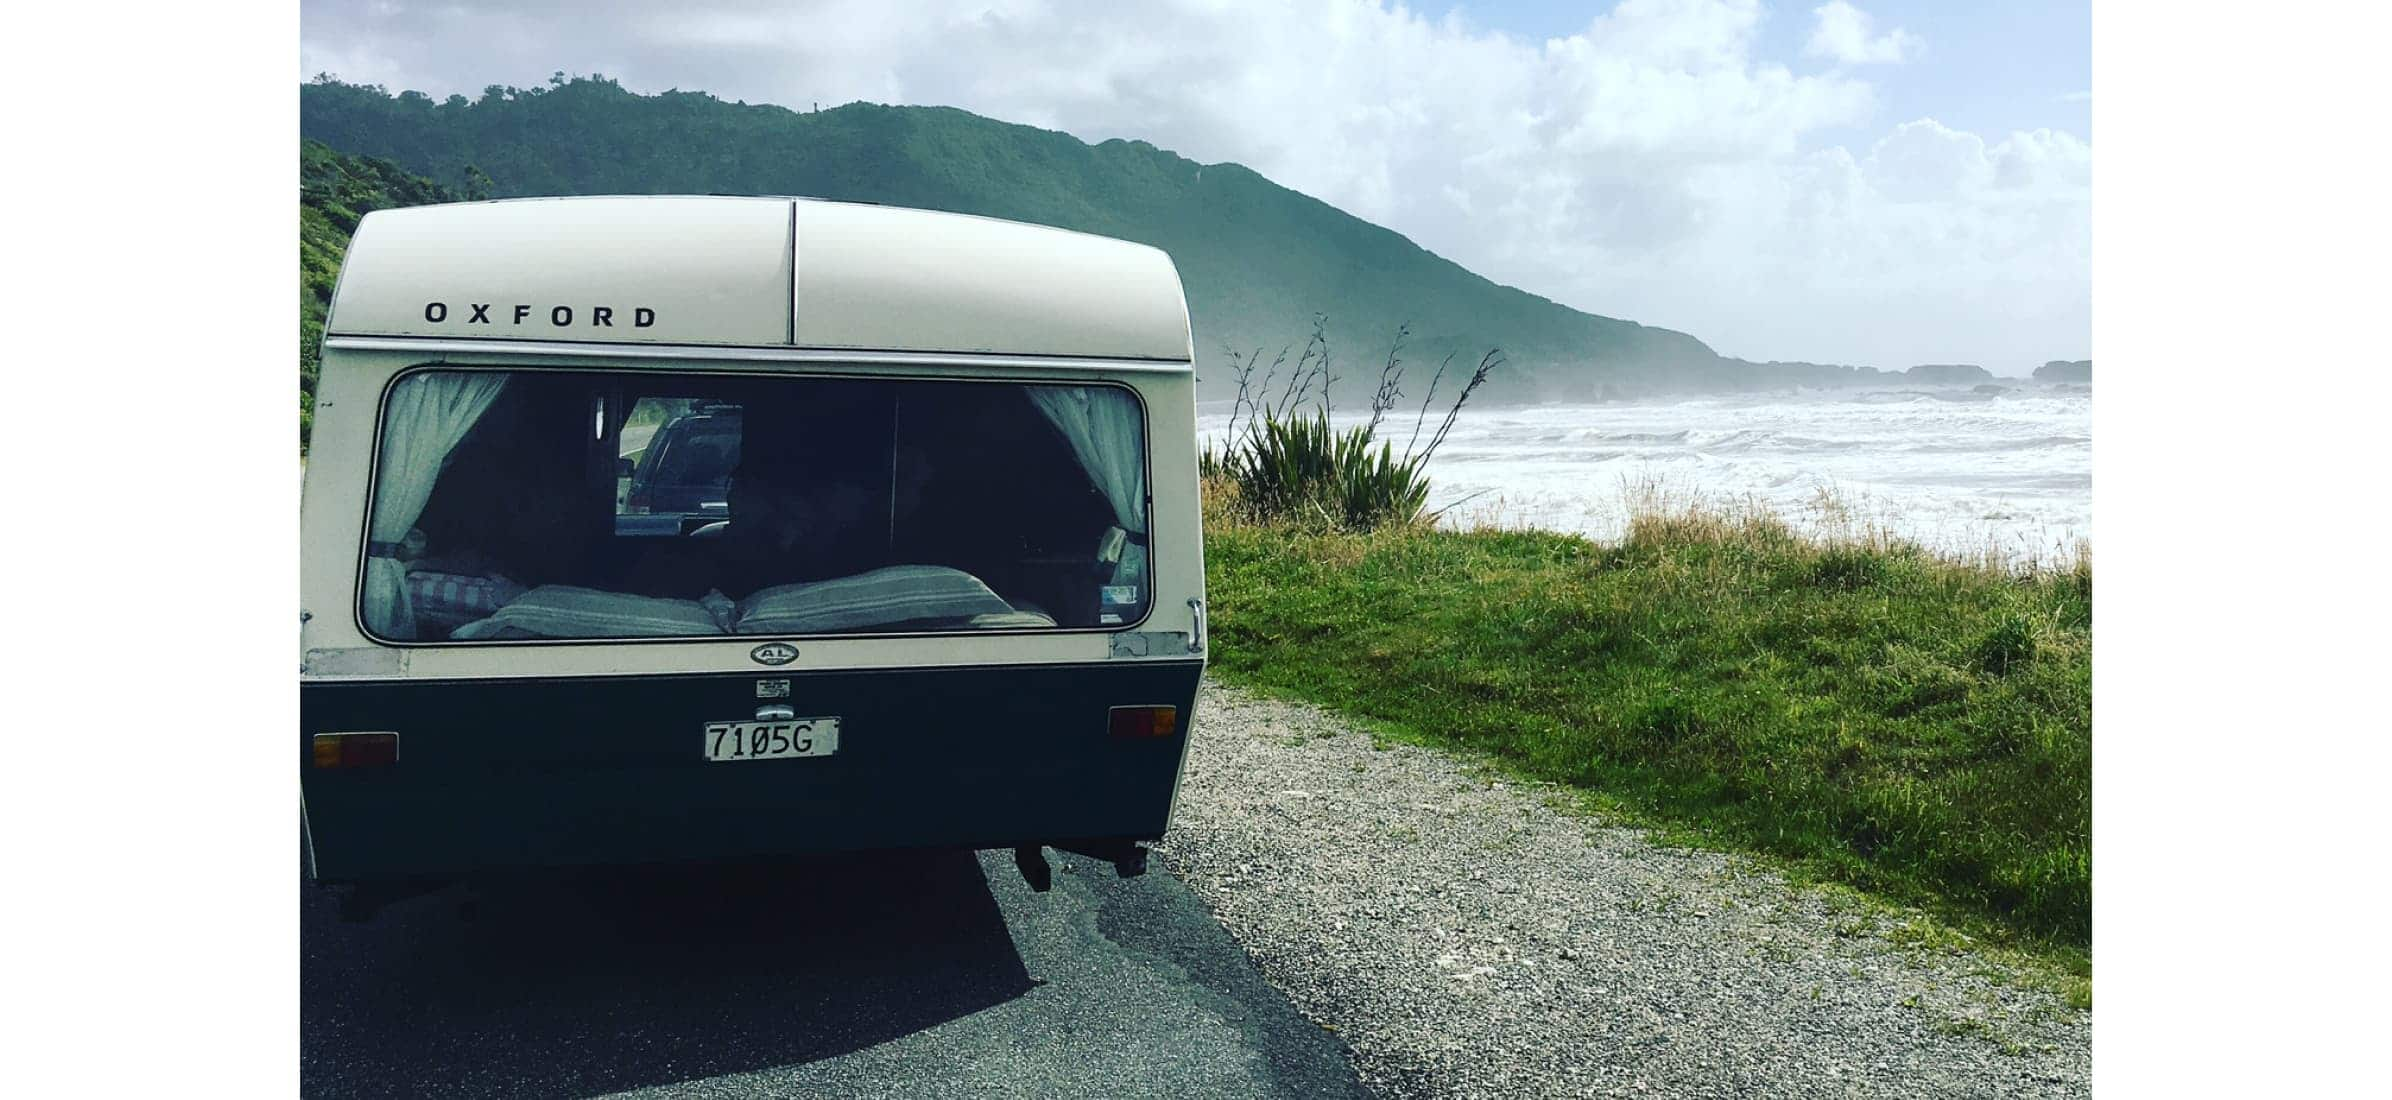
top-left (299, 139), bottom-right (481, 447)
top-left (299, 76), bottom-right (1899, 402)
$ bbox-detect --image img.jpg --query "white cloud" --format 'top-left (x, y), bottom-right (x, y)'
top-left (1804, 1), bottom-right (1921, 66)
top-left (299, 0), bottom-right (2088, 369)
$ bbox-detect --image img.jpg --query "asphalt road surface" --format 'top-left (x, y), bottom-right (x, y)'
top-left (302, 850), bottom-right (1370, 1098)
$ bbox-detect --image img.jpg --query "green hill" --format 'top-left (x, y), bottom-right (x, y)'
top-left (299, 139), bottom-right (478, 447)
top-left (300, 76), bottom-right (1894, 402)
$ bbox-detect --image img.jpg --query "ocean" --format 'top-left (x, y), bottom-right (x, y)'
top-left (1197, 384), bottom-right (2091, 559)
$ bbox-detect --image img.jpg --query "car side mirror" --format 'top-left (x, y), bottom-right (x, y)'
top-left (616, 457), bottom-right (636, 478)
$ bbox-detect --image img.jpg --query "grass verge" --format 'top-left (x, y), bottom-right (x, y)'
top-left (1199, 476), bottom-right (2091, 966)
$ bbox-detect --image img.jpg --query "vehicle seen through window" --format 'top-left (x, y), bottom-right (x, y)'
top-left (364, 369), bottom-right (1151, 641)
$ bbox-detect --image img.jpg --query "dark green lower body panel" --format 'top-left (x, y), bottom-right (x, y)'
top-left (301, 660), bottom-right (1203, 882)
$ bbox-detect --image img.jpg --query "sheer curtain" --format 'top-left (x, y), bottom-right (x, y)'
top-left (364, 371), bottom-right (510, 638)
top-left (1028, 387), bottom-right (1148, 586)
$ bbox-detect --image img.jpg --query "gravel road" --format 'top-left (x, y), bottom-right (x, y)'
top-left (1157, 681), bottom-right (2091, 1099)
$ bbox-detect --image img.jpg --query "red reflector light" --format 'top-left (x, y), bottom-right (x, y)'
top-left (1109, 706), bottom-right (1179, 739)
top-left (311, 732), bottom-right (399, 768)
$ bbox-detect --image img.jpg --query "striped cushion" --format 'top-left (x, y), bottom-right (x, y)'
top-left (406, 571), bottom-right (528, 634)
top-left (735, 566), bottom-right (1014, 634)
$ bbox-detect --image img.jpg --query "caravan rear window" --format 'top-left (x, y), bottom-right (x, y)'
top-left (361, 368), bottom-right (1151, 642)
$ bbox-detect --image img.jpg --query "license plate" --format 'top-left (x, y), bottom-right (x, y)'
top-left (704, 717), bottom-right (840, 762)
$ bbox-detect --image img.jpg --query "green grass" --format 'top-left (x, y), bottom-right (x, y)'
top-left (1199, 478), bottom-right (2092, 956)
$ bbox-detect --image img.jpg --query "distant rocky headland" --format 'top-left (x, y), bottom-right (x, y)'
top-left (1904, 363), bottom-right (1995, 385)
top-left (1683, 357), bottom-right (2088, 397)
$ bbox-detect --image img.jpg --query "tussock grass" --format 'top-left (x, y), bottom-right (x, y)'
top-left (1201, 473), bottom-right (2092, 950)
top-left (1203, 318), bottom-right (1501, 530)
top-left (1214, 411), bottom-right (1433, 530)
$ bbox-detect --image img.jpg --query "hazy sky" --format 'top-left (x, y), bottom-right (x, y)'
top-left (301, 0), bottom-right (2090, 372)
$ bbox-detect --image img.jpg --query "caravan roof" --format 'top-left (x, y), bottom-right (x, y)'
top-left (325, 196), bottom-right (1194, 364)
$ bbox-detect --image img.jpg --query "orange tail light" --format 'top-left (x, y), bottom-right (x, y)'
top-left (1108, 706), bottom-right (1179, 739)
top-left (311, 732), bottom-right (400, 768)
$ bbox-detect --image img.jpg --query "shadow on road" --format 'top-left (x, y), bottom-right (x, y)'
top-left (301, 850), bottom-right (1033, 1097)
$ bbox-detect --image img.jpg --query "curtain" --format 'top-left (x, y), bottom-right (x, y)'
top-left (364, 371), bottom-right (510, 638)
top-left (1028, 386), bottom-right (1148, 586)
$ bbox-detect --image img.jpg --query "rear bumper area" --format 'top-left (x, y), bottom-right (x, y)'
top-left (301, 660), bottom-right (1203, 882)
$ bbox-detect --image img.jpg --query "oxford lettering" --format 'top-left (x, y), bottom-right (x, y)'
top-left (421, 303), bottom-right (658, 329)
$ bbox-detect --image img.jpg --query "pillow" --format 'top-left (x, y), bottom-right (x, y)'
top-left (735, 566), bottom-right (1015, 634)
top-left (450, 586), bottom-right (731, 640)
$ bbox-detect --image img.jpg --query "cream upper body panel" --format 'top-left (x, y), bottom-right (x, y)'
top-left (325, 196), bottom-right (1194, 364)
top-left (791, 201), bottom-right (1191, 361)
top-left (327, 196), bottom-right (798, 346)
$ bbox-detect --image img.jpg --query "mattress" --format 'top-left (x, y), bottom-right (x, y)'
top-left (446, 565), bottom-right (1038, 639)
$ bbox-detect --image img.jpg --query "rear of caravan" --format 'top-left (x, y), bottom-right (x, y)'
top-left (300, 196), bottom-right (1207, 889)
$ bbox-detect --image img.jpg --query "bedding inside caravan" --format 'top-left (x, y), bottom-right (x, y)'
top-left (363, 368), bottom-right (1152, 642)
